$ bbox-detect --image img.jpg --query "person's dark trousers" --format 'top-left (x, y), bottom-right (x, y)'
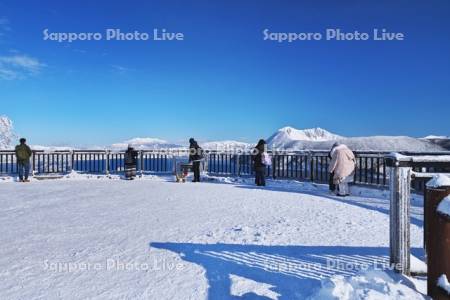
top-left (18, 161), bottom-right (30, 181)
top-left (124, 164), bottom-right (136, 180)
top-left (255, 166), bottom-right (266, 186)
top-left (329, 172), bottom-right (336, 192)
top-left (192, 161), bottom-right (201, 182)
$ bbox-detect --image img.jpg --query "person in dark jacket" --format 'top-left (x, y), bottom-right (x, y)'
top-left (252, 139), bottom-right (267, 186)
top-left (189, 138), bottom-right (203, 182)
top-left (124, 145), bottom-right (138, 180)
top-left (15, 138), bottom-right (32, 182)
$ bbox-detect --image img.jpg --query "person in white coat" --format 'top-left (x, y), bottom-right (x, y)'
top-left (328, 143), bottom-right (356, 196)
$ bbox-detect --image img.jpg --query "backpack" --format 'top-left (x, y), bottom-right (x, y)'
top-left (16, 145), bottom-right (31, 161)
top-left (262, 152), bottom-right (272, 166)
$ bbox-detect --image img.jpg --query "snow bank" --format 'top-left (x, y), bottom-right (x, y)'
top-left (438, 274), bottom-right (450, 295)
top-left (229, 274), bottom-right (280, 299)
top-left (410, 255), bottom-right (428, 274)
top-left (310, 269), bottom-right (426, 300)
top-left (426, 174), bottom-right (450, 188)
top-left (437, 196), bottom-right (450, 218)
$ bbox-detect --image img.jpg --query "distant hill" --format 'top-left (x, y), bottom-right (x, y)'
top-left (109, 129), bottom-right (449, 152)
top-left (421, 136), bottom-right (450, 151)
top-left (110, 137), bottom-right (183, 150)
top-left (2, 116), bottom-right (447, 152)
top-left (200, 140), bottom-right (252, 151)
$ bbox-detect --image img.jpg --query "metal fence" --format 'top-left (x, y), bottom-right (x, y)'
top-left (205, 151), bottom-right (391, 187)
top-left (0, 150), bottom-right (175, 176)
top-left (2, 150), bottom-right (450, 191)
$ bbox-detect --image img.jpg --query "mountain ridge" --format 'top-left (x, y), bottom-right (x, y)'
top-left (0, 116), bottom-right (447, 152)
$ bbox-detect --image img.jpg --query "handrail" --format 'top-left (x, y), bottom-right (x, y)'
top-left (1, 149), bottom-right (450, 155)
top-left (1, 150), bottom-right (450, 192)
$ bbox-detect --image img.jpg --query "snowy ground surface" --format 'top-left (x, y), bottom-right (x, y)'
top-left (0, 173), bottom-right (428, 299)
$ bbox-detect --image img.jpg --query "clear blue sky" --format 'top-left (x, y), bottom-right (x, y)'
top-left (0, 0), bottom-right (449, 146)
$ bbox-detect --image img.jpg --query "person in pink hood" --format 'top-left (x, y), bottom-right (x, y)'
top-left (328, 143), bottom-right (356, 196)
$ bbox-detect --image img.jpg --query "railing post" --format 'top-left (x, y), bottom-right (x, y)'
top-left (387, 155), bottom-right (412, 275)
top-left (105, 150), bottom-right (110, 176)
top-left (309, 152), bottom-right (314, 182)
top-left (139, 151), bottom-right (144, 177)
top-left (272, 155), bottom-right (276, 179)
top-left (71, 151), bottom-right (75, 173)
top-left (31, 151), bottom-right (36, 176)
top-left (172, 155), bottom-right (177, 175)
top-left (235, 154), bottom-right (240, 177)
top-left (204, 152), bottom-right (209, 175)
top-left (67, 151), bottom-right (73, 173)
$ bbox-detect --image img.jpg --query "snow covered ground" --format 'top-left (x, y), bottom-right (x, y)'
top-left (0, 174), bottom-right (428, 299)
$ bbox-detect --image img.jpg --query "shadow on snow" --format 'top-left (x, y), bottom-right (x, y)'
top-left (150, 242), bottom-right (423, 299)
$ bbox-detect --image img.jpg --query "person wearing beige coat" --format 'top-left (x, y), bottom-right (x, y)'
top-left (328, 143), bottom-right (356, 196)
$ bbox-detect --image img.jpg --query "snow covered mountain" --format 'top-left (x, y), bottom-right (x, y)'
top-left (201, 140), bottom-right (252, 151)
top-left (267, 126), bottom-right (342, 148)
top-left (0, 116), bottom-right (16, 150)
top-left (281, 136), bottom-right (445, 152)
top-left (111, 129), bottom-right (448, 152)
top-left (421, 135), bottom-right (450, 151)
top-left (111, 137), bottom-right (183, 150)
top-left (266, 126), bottom-right (446, 152)
top-left (1, 115), bottom-right (446, 152)
top-left (422, 135), bottom-right (450, 140)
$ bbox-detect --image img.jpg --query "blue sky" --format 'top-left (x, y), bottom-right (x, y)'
top-left (0, 0), bottom-right (449, 146)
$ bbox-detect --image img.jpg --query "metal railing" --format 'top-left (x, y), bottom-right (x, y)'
top-left (206, 151), bottom-right (392, 187)
top-left (2, 150), bottom-right (450, 190)
top-left (0, 150), bottom-right (175, 176)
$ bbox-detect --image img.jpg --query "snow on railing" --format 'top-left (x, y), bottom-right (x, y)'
top-left (427, 174), bottom-right (450, 188)
top-left (438, 274), bottom-right (450, 295)
top-left (386, 154), bottom-right (450, 276)
top-left (387, 152), bottom-right (450, 163)
top-left (437, 195), bottom-right (450, 218)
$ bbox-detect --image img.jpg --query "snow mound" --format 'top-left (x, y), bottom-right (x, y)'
top-left (230, 274), bottom-right (281, 299)
top-left (310, 269), bottom-right (426, 300)
top-left (437, 196), bottom-right (450, 218)
top-left (201, 140), bottom-right (252, 151)
top-left (111, 137), bottom-right (182, 150)
top-left (438, 274), bottom-right (450, 295)
top-left (426, 174), bottom-right (450, 188)
top-left (410, 255), bottom-right (428, 274)
top-left (0, 116), bottom-right (16, 149)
